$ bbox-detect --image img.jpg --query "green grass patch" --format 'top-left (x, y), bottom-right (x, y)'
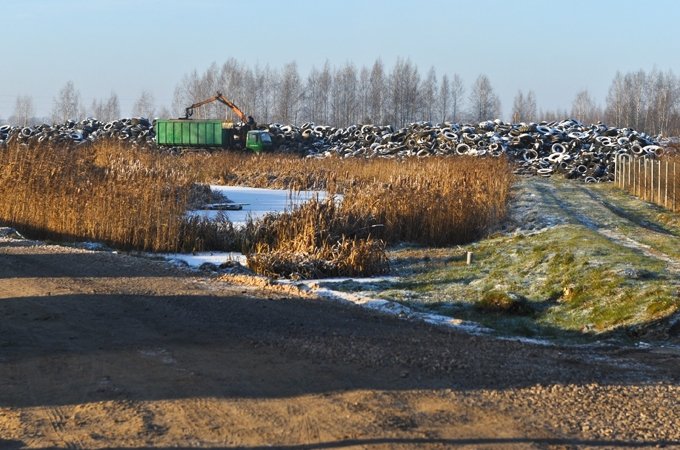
top-left (361, 224), bottom-right (680, 342)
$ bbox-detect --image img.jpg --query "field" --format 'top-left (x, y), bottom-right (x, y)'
top-left (1, 141), bottom-right (679, 340)
top-left (1, 141), bottom-right (680, 448)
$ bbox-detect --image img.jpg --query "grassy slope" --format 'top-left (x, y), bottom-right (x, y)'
top-left (325, 178), bottom-right (680, 343)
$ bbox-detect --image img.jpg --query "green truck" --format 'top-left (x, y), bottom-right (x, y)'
top-left (154, 92), bottom-right (272, 153)
top-left (154, 119), bottom-right (272, 153)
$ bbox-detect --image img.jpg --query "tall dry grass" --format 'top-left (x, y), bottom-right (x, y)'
top-left (153, 151), bottom-right (513, 245)
top-left (0, 142), bottom-right (203, 251)
top-left (0, 142), bottom-right (513, 277)
top-left (245, 198), bottom-right (389, 278)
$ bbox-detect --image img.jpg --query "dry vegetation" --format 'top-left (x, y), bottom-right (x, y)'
top-left (0, 143), bottom-right (195, 251)
top-left (0, 142), bottom-right (513, 277)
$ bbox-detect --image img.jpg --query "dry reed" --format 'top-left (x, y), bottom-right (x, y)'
top-left (0, 142), bottom-right (513, 277)
top-left (0, 142), bottom-right (198, 251)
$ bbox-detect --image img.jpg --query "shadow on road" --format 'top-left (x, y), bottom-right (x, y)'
top-left (0, 245), bottom-right (190, 279)
top-left (1, 284), bottom-right (678, 409)
top-left (1, 238), bottom-right (679, 411)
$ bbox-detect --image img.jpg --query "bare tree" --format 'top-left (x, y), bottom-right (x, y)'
top-left (511, 90), bottom-right (525, 123)
top-left (358, 66), bottom-right (371, 123)
top-left (511, 89), bottom-right (537, 123)
top-left (605, 71), bottom-right (626, 127)
top-left (253, 64), bottom-right (277, 124)
top-left (625, 70), bottom-right (647, 131)
top-left (389, 58), bottom-right (420, 127)
top-left (467, 74), bottom-right (500, 122)
top-left (132, 90), bottom-right (156, 118)
top-left (51, 80), bottom-right (81, 123)
top-left (571, 89), bottom-right (600, 124)
top-left (605, 68), bottom-right (680, 135)
top-left (303, 65), bottom-right (321, 123)
top-left (106, 92), bottom-right (121, 120)
top-left (436, 74), bottom-right (450, 123)
top-left (192, 62), bottom-right (221, 119)
top-left (450, 74), bottom-right (465, 123)
top-left (316, 61), bottom-right (332, 125)
top-left (420, 67), bottom-right (437, 122)
top-left (90, 92), bottom-right (120, 121)
top-left (648, 69), bottom-right (679, 135)
top-left (540, 107), bottom-right (569, 122)
top-left (156, 105), bottom-right (172, 119)
top-left (302, 63), bottom-right (334, 124)
top-left (368, 58), bottom-right (385, 124)
top-left (330, 63), bottom-right (359, 126)
top-left (275, 62), bottom-right (302, 124)
top-left (90, 99), bottom-right (102, 120)
top-left (571, 89), bottom-right (595, 122)
top-left (525, 90), bottom-right (537, 122)
top-left (12, 95), bottom-right (35, 126)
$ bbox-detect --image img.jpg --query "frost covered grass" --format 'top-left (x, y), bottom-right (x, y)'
top-left (0, 142), bottom-right (512, 278)
top-left (368, 225), bottom-right (680, 341)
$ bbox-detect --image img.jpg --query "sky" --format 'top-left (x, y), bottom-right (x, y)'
top-left (1, 0), bottom-right (679, 121)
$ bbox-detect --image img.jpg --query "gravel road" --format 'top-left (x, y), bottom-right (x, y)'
top-left (0, 230), bottom-right (679, 449)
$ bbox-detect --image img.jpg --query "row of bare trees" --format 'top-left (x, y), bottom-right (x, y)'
top-left (4, 82), bottom-right (162, 126)
top-left (50, 82), bottom-right (161, 124)
top-left (171, 58), bottom-right (483, 128)
top-left (522, 69), bottom-right (680, 136)
top-left (605, 69), bottom-right (679, 136)
top-left (172, 61), bottom-right (680, 135)
top-left (3, 63), bottom-right (680, 136)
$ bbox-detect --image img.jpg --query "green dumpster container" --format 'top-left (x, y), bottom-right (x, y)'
top-left (155, 119), bottom-right (235, 147)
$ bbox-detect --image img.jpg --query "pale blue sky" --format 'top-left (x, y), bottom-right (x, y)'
top-left (1, 0), bottom-right (679, 120)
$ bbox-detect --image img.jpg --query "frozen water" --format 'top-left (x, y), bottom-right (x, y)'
top-left (189, 185), bottom-right (329, 227)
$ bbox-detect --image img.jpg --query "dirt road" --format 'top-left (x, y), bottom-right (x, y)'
top-left (1, 226), bottom-right (679, 448)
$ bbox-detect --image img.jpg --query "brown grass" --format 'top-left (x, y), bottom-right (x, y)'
top-left (159, 151), bottom-right (513, 246)
top-left (0, 142), bottom-right (196, 251)
top-left (245, 197), bottom-right (389, 278)
top-left (0, 143), bottom-right (513, 277)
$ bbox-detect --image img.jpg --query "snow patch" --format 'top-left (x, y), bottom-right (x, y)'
top-left (291, 280), bottom-right (493, 334)
top-left (189, 185), bottom-right (331, 227)
top-left (164, 252), bottom-right (247, 268)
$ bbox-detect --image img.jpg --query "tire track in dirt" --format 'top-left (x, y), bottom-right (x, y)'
top-left (528, 178), bottom-right (680, 273)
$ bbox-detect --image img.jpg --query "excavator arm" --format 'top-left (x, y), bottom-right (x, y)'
top-left (184, 91), bottom-right (248, 122)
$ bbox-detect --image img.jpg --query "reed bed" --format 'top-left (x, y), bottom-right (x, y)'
top-left (0, 142), bottom-right (513, 277)
top-left (245, 198), bottom-right (389, 279)
top-left (0, 142), bottom-right (200, 251)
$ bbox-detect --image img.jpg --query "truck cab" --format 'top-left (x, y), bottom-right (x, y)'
top-left (246, 130), bottom-right (273, 154)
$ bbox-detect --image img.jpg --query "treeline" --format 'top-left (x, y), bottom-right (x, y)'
top-left (171, 58), bottom-right (488, 128)
top-left (3, 59), bottom-right (680, 136)
top-left (171, 60), bottom-right (680, 135)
